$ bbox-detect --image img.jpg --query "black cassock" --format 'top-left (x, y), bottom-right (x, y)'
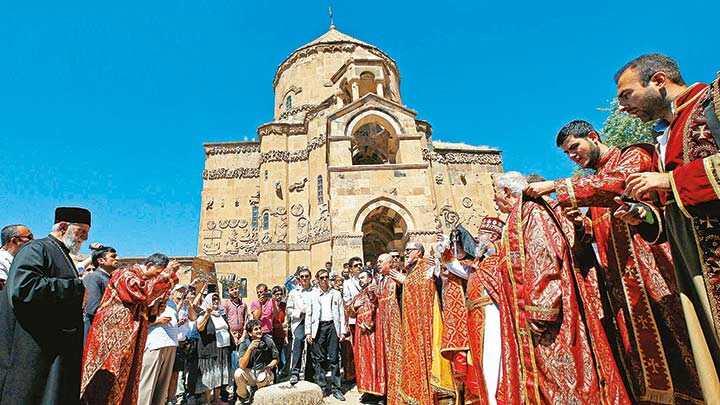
top-left (0, 236), bottom-right (85, 404)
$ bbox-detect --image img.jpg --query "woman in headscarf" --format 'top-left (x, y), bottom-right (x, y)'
top-left (195, 292), bottom-right (234, 404)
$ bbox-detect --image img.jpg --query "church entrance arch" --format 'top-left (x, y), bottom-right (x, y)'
top-left (360, 206), bottom-right (408, 264)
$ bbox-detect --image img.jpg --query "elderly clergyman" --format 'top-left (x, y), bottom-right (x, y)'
top-left (0, 207), bottom-right (91, 404)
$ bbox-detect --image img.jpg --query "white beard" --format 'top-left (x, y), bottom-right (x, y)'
top-left (62, 232), bottom-right (82, 255)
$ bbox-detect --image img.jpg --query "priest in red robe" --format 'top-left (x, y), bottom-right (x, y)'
top-left (399, 241), bottom-right (456, 405)
top-left (482, 171), bottom-right (630, 404)
top-left (348, 269), bottom-right (385, 399)
top-left (525, 119), bottom-right (703, 403)
top-left (376, 253), bottom-right (403, 405)
top-left (434, 220), bottom-right (504, 405)
top-left (466, 217), bottom-right (504, 405)
top-left (613, 55), bottom-right (720, 400)
top-left (80, 254), bottom-right (179, 405)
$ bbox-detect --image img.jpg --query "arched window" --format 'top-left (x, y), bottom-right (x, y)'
top-left (262, 211), bottom-right (269, 231)
top-left (285, 95), bottom-right (292, 110)
top-left (358, 71), bottom-right (376, 97)
top-left (351, 122), bottom-right (397, 165)
top-left (317, 175), bottom-right (324, 205)
top-left (251, 206), bottom-right (259, 230)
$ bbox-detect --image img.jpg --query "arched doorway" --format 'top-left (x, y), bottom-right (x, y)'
top-left (361, 206), bottom-right (407, 264)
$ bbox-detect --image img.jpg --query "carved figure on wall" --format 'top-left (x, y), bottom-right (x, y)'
top-left (274, 182), bottom-right (283, 199)
top-left (289, 178), bottom-right (308, 192)
top-left (290, 204), bottom-right (304, 217)
top-left (275, 215), bottom-right (288, 244)
top-left (249, 192), bottom-right (260, 206)
top-left (262, 233), bottom-right (271, 244)
top-left (224, 230), bottom-right (240, 255)
top-left (297, 217), bottom-right (310, 244)
top-left (435, 174), bottom-right (444, 184)
top-left (201, 228), bottom-right (222, 256)
top-left (311, 203), bottom-right (331, 238)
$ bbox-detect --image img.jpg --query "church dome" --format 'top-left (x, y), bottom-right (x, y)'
top-left (272, 26), bottom-right (400, 120)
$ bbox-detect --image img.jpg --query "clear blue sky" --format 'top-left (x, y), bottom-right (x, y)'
top-left (1, 0), bottom-right (717, 257)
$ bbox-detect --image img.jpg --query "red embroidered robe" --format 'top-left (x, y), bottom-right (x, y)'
top-left (554, 146), bottom-right (703, 403)
top-left (399, 258), bottom-right (455, 404)
top-left (350, 286), bottom-right (386, 396)
top-left (377, 275), bottom-right (403, 405)
top-left (80, 265), bottom-right (177, 405)
top-left (440, 273), bottom-right (471, 394)
top-left (653, 80), bottom-right (720, 385)
top-left (479, 198), bottom-right (631, 404)
top-left (465, 256), bottom-right (501, 405)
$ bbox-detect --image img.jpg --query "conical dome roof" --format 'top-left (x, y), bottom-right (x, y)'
top-left (300, 26), bottom-right (373, 49)
top-left (274, 26), bottom-right (396, 88)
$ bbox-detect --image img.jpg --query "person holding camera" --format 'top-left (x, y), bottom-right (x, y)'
top-left (234, 320), bottom-right (279, 404)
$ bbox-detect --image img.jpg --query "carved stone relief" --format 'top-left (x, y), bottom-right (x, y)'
top-left (201, 219), bottom-right (258, 256)
top-left (290, 204), bottom-right (304, 217)
top-left (203, 167), bottom-right (260, 181)
top-left (289, 178), bottom-right (308, 192)
top-left (249, 192), bottom-right (260, 207)
top-left (422, 148), bottom-right (502, 166)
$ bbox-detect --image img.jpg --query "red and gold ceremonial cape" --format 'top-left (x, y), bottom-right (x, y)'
top-left (479, 197), bottom-right (631, 405)
top-left (554, 146), bottom-right (703, 403)
top-left (80, 265), bottom-right (176, 405)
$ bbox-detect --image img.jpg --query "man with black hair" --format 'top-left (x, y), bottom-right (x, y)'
top-left (81, 253), bottom-right (179, 405)
top-left (0, 207), bottom-right (90, 404)
top-left (286, 266), bottom-right (314, 385)
top-left (235, 320), bottom-right (279, 404)
top-left (0, 223), bottom-right (33, 290)
top-left (308, 268), bottom-right (346, 401)
top-left (611, 54), bottom-right (720, 399)
top-left (82, 245), bottom-right (118, 340)
top-left (525, 119), bottom-right (704, 403)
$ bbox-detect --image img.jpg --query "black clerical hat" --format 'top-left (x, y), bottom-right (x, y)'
top-left (54, 207), bottom-right (91, 226)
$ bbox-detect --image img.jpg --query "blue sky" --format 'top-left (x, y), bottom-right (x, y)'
top-left (1, 0), bottom-right (717, 256)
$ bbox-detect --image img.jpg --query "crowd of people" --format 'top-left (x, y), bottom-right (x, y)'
top-left (0, 53), bottom-right (719, 405)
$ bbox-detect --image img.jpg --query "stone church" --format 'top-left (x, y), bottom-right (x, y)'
top-left (198, 25), bottom-right (503, 292)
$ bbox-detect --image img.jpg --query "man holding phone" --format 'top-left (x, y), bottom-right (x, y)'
top-left (524, 120), bottom-right (702, 403)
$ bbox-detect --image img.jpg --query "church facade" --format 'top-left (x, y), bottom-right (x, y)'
top-left (198, 26), bottom-right (503, 292)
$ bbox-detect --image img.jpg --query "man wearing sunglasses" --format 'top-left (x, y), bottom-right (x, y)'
top-left (286, 267), bottom-right (315, 385)
top-left (0, 224), bottom-right (33, 290)
top-left (308, 269), bottom-right (346, 401)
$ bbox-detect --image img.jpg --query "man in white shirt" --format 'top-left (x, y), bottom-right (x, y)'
top-left (308, 269), bottom-right (346, 401)
top-left (139, 291), bottom-right (179, 405)
top-left (0, 224), bottom-right (33, 290)
top-left (285, 266), bottom-right (314, 385)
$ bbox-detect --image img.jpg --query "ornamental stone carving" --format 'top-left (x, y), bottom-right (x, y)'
top-left (422, 148), bottom-right (502, 166)
top-left (260, 134), bottom-right (327, 164)
top-left (205, 143), bottom-right (260, 156)
top-left (203, 167), bottom-right (260, 181)
top-left (290, 204), bottom-right (304, 217)
top-left (289, 178), bottom-right (308, 192)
